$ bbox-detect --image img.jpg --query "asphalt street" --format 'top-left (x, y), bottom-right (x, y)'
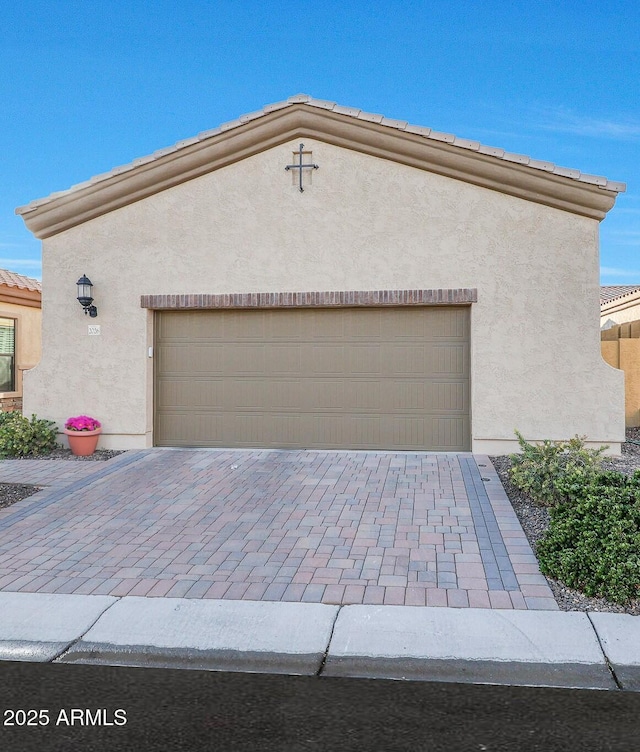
top-left (1, 661), bottom-right (639, 752)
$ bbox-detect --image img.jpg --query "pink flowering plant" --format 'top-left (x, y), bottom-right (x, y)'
top-left (65, 415), bottom-right (101, 432)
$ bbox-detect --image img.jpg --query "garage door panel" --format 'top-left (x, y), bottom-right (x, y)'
top-left (388, 417), bottom-right (428, 447)
top-left (431, 344), bottom-right (467, 375)
top-left (348, 345), bottom-right (381, 375)
top-left (159, 379), bottom-right (225, 409)
top-left (226, 313), bottom-right (266, 339)
top-left (428, 381), bottom-right (468, 412)
top-left (345, 380), bottom-right (381, 411)
top-left (312, 345), bottom-right (346, 374)
top-left (381, 309), bottom-right (428, 339)
top-left (388, 345), bottom-right (427, 375)
top-left (267, 380), bottom-right (303, 410)
top-left (311, 311), bottom-right (345, 339)
top-left (430, 308), bottom-right (468, 338)
top-left (228, 345), bottom-right (266, 374)
top-left (348, 310), bottom-right (382, 339)
top-left (231, 414), bottom-right (265, 445)
top-left (268, 311), bottom-right (304, 340)
top-left (155, 307), bottom-right (470, 450)
top-left (265, 345), bottom-right (302, 375)
top-left (308, 415), bottom-right (344, 446)
top-left (307, 379), bottom-right (346, 411)
top-left (432, 417), bottom-right (469, 450)
top-left (158, 343), bottom-right (227, 375)
top-left (156, 411), bottom-right (223, 445)
top-left (229, 380), bottom-right (269, 410)
top-left (386, 380), bottom-right (427, 411)
top-left (268, 415), bottom-right (304, 446)
top-left (349, 416), bottom-right (382, 447)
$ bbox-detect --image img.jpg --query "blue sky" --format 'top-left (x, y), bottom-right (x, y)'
top-left (2, 0), bottom-right (639, 282)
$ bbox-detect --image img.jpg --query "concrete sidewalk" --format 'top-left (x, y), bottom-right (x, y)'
top-left (0, 592), bottom-right (638, 691)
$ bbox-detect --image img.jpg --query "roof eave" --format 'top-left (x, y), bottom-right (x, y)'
top-left (601, 290), bottom-right (640, 313)
top-left (16, 104), bottom-right (621, 239)
top-left (0, 285), bottom-right (42, 308)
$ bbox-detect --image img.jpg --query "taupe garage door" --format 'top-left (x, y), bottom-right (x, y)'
top-left (154, 307), bottom-right (470, 450)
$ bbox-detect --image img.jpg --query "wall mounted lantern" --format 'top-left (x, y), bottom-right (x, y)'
top-left (76, 274), bottom-right (98, 317)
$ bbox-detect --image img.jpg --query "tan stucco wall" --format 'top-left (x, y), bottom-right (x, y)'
top-left (23, 139), bottom-right (624, 452)
top-left (0, 300), bottom-right (41, 401)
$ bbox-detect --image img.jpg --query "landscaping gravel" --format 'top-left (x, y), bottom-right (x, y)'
top-left (9, 448), bottom-right (125, 462)
top-left (0, 483), bottom-right (41, 510)
top-left (0, 448), bottom-right (126, 509)
top-left (491, 426), bottom-right (640, 615)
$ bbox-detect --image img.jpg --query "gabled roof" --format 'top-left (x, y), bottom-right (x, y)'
top-left (601, 285), bottom-right (640, 306)
top-left (16, 94), bottom-right (626, 239)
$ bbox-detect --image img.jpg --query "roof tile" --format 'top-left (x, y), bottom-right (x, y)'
top-left (307, 98), bottom-right (337, 111)
top-left (132, 155), bottom-right (156, 166)
top-left (453, 137), bottom-right (481, 151)
top-left (380, 117), bottom-right (408, 129)
top-left (0, 269), bottom-right (41, 292)
top-left (172, 137), bottom-right (199, 150)
top-left (428, 130), bottom-right (456, 143)
top-left (502, 152), bottom-right (531, 165)
top-left (478, 145), bottom-right (505, 158)
top-left (196, 127), bottom-right (222, 141)
top-left (553, 166), bottom-right (581, 179)
top-left (579, 173), bottom-right (608, 186)
top-left (333, 104), bottom-right (361, 117)
top-left (405, 124), bottom-right (432, 137)
top-left (152, 145), bottom-right (178, 158)
top-left (527, 159), bottom-right (555, 172)
top-left (239, 109), bottom-right (266, 123)
top-left (219, 119), bottom-right (242, 132)
top-left (600, 285), bottom-right (640, 305)
top-left (357, 111), bottom-right (385, 123)
top-left (262, 99), bottom-right (290, 113)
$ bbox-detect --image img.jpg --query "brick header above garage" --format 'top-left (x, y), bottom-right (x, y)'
top-left (140, 288), bottom-right (478, 310)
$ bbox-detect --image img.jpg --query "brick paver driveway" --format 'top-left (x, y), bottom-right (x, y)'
top-left (0, 449), bottom-right (557, 609)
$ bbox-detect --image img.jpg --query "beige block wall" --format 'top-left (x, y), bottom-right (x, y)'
top-left (24, 140), bottom-right (624, 452)
top-left (601, 327), bottom-right (640, 427)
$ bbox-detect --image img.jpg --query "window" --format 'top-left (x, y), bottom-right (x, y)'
top-left (0, 318), bottom-right (16, 392)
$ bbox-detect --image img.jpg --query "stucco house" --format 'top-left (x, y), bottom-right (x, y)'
top-left (0, 269), bottom-right (41, 412)
top-left (600, 286), bottom-right (640, 428)
top-left (16, 94), bottom-right (626, 453)
top-left (601, 285), bottom-right (640, 329)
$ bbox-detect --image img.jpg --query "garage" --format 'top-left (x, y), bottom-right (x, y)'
top-left (154, 306), bottom-right (470, 450)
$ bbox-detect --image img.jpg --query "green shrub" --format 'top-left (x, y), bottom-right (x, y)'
top-left (509, 431), bottom-right (607, 506)
top-left (0, 412), bottom-right (59, 458)
top-left (536, 469), bottom-right (640, 604)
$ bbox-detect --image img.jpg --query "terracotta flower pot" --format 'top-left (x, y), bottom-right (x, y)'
top-left (64, 428), bottom-right (101, 456)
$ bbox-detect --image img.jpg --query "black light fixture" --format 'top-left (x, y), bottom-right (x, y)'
top-left (76, 274), bottom-right (98, 317)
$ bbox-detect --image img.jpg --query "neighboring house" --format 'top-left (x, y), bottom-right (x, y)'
top-left (600, 285), bottom-right (640, 328)
top-left (0, 269), bottom-right (41, 412)
top-left (601, 318), bottom-right (640, 427)
top-left (16, 94), bottom-right (626, 453)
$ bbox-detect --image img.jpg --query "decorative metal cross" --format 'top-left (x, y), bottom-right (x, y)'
top-left (285, 143), bottom-right (319, 192)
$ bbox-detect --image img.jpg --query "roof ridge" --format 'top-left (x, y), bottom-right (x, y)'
top-left (17, 93), bottom-right (627, 216)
